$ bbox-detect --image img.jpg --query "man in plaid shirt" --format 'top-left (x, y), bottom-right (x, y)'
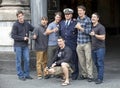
top-left (75, 5), bottom-right (94, 82)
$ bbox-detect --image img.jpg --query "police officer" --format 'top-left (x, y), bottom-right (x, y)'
top-left (59, 8), bottom-right (79, 80)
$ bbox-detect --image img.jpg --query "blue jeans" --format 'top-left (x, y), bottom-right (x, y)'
top-left (92, 48), bottom-right (105, 80)
top-left (14, 46), bottom-right (30, 77)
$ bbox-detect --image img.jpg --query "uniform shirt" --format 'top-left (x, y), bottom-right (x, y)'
top-left (77, 15), bottom-right (92, 44)
top-left (91, 23), bottom-right (106, 50)
top-left (59, 20), bottom-right (78, 50)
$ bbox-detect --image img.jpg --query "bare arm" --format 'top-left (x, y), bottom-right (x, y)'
top-left (90, 31), bottom-right (105, 40)
top-left (45, 27), bottom-right (58, 35)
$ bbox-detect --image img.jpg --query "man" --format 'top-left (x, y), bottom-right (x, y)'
top-left (45, 12), bottom-right (62, 69)
top-left (46, 37), bottom-right (73, 86)
top-left (11, 10), bottom-right (34, 81)
top-left (75, 5), bottom-right (94, 82)
top-left (59, 8), bottom-right (79, 80)
top-left (90, 13), bottom-right (106, 84)
top-left (32, 16), bottom-right (48, 79)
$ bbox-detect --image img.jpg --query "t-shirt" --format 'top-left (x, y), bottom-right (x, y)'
top-left (47, 22), bottom-right (59, 46)
top-left (91, 23), bottom-right (106, 50)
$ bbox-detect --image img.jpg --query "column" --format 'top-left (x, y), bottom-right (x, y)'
top-left (30, 0), bottom-right (47, 27)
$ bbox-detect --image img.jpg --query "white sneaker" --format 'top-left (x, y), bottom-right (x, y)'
top-left (37, 76), bottom-right (42, 80)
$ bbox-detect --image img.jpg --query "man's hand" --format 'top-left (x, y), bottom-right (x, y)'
top-left (53, 27), bottom-right (59, 32)
top-left (51, 62), bottom-right (56, 67)
top-left (32, 34), bottom-right (37, 39)
top-left (24, 37), bottom-right (29, 41)
top-left (89, 31), bottom-right (95, 36)
top-left (75, 23), bottom-right (84, 32)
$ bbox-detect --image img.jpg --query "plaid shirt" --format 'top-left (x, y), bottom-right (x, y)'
top-left (77, 15), bottom-right (92, 44)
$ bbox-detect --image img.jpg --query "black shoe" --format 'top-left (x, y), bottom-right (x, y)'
top-left (95, 79), bottom-right (103, 84)
top-left (72, 76), bottom-right (77, 80)
top-left (78, 75), bottom-right (87, 80)
top-left (26, 76), bottom-right (33, 79)
top-left (44, 75), bottom-right (50, 79)
top-left (87, 78), bottom-right (94, 82)
top-left (18, 77), bottom-right (26, 81)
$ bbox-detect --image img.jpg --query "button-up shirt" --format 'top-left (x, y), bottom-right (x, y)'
top-left (77, 15), bottom-right (92, 44)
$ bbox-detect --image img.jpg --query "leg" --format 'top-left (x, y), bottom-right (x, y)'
top-left (42, 51), bottom-right (48, 76)
top-left (76, 44), bottom-right (87, 77)
top-left (96, 48), bottom-right (105, 81)
top-left (71, 50), bottom-right (79, 80)
top-left (84, 42), bottom-right (93, 78)
top-left (23, 46), bottom-right (30, 77)
top-left (36, 51), bottom-right (43, 77)
top-left (61, 62), bottom-right (70, 85)
top-left (14, 47), bottom-right (24, 77)
top-left (47, 46), bottom-right (57, 67)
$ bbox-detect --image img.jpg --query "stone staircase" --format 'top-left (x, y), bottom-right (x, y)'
top-left (0, 51), bottom-right (36, 74)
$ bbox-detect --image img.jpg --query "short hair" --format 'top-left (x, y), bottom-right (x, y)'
top-left (92, 12), bottom-right (100, 18)
top-left (16, 10), bottom-right (24, 17)
top-left (77, 5), bottom-right (86, 11)
top-left (58, 36), bottom-right (64, 40)
top-left (41, 16), bottom-right (48, 20)
top-left (55, 11), bottom-right (62, 17)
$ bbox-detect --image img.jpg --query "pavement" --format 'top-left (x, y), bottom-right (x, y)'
top-left (0, 36), bottom-right (120, 88)
top-left (0, 71), bottom-right (120, 88)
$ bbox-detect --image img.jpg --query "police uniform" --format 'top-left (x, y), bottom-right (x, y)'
top-left (59, 8), bottom-right (79, 80)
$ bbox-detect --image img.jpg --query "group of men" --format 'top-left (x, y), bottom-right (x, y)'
top-left (11, 5), bottom-right (106, 86)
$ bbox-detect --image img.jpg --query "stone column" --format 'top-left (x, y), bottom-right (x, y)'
top-left (0, 0), bottom-right (30, 51)
top-left (30, 0), bottom-right (47, 27)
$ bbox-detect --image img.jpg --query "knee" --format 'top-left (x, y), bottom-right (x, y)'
top-left (61, 62), bottom-right (69, 68)
top-left (48, 68), bottom-right (55, 74)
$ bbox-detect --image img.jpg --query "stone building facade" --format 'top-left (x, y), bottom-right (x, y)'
top-left (0, 0), bottom-right (120, 51)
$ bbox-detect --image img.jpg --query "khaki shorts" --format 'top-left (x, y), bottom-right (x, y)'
top-left (51, 64), bottom-right (73, 75)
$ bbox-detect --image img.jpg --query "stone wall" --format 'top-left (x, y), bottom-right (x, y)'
top-left (0, 0), bottom-right (30, 51)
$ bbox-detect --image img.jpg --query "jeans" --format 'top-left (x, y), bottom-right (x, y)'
top-left (14, 46), bottom-right (30, 77)
top-left (92, 48), bottom-right (105, 80)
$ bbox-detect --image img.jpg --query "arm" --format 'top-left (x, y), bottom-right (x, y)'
top-left (28, 22), bottom-right (34, 32)
top-left (32, 27), bottom-right (39, 39)
top-left (90, 31), bottom-right (105, 40)
top-left (95, 34), bottom-right (105, 40)
top-left (45, 27), bottom-right (58, 35)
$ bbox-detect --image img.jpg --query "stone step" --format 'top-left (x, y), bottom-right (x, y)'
top-left (0, 51), bottom-right (36, 74)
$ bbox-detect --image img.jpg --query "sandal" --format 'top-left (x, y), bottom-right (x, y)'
top-left (61, 81), bottom-right (70, 86)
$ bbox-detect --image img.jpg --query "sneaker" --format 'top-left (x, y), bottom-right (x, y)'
top-left (18, 76), bottom-right (26, 81)
top-left (38, 76), bottom-right (42, 80)
top-left (78, 75), bottom-right (87, 80)
top-left (87, 78), bottom-right (94, 82)
top-left (26, 76), bottom-right (33, 79)
top-left (95, 79), bottom-right (103, 84)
